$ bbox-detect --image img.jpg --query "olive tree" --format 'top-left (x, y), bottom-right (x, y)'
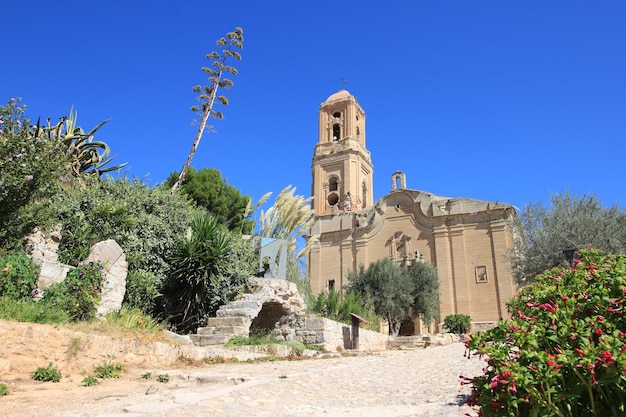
top-left (512, 191), bottom-right (626, 286)
top-left (348, 258), bottom-right (439, 336)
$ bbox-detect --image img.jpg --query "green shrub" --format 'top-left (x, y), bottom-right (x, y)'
top-left (94, 362), bottom-right (123, 379)
top-left (32, 363), bottom-right (62, 382)
top-left (40, 261), bottom-right (104, 321)
top-left (160, 213), bottom-right (256, 333)
top-left (0, 98), bottom-right (68, 247)
top-left (465, 250), bottom-right (626, 416)
top-left (283, 340), bottom-right (306, 356)
top-left (309, 289), bottom-right (380, 331)
top-left (0, 296), bottom-right (69, 324)
top-left (0, 383), bottom-right (9, 395)
top-left (442, 313), bottom-right (471, 334)
top-left (156, 374), bottom-right (169, 383)
top-left (104, 308), bottom-right (163, 333)
top-left (0, 251), bottom-right (40, 300)
top-left (47, 176), bottom-right (199, 276)
top-left (82, 376), bottom-right (100, 387)
top-left (122, 270), bottom-right (161, 314)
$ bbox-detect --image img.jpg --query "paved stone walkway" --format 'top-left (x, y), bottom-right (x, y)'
top-left (40, 342), bottom-right (483, 417)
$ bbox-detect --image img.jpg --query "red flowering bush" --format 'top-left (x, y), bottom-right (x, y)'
top-left (464, 250), bottom-right (626, 416)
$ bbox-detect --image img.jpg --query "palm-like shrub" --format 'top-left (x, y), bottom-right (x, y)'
top-left (161, 213), bottom-right (254, 333)
top-left (465, 250), bottom-right (626, 417)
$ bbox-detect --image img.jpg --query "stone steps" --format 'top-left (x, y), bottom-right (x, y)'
top-left (198, 325), bottom-right (249, 336)
top-left (190, 334), bottom-right (232, 346)
top-left (192, 316), bottom-right (251, 346)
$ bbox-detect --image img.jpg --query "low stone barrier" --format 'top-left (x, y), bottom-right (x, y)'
top-left (294, 317), bottom-right (388, 352)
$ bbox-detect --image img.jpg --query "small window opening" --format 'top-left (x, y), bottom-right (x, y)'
top-left (328, 279), bottom-right (335, 291)
top-left (329, 177), bottom-right (338, 192)
top-left (332, 124), bottom-right (340, 141)
top-left (395, 177), bottom-right (402, 190)
top-left (362, 182), bottom-right (367, 208)
top-left (476, 266), bottom-right (488, 283)
top-left (333, 112), bottom-right (341, 118)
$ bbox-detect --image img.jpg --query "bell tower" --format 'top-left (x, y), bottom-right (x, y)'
top-left (311, 90), bottom-right (373, 215)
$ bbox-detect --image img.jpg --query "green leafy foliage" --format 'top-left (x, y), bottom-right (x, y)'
top-left (0, 98), bottom-right (67, 246)
top-left (407, 261), bottom-right (440, 325)
top-left (156, 374), bottom-right (169, 383)
top-left (161, 213), bottom-right (256, 333)
top-left (32, 362), bottom-right (62, 382)
top-left (104, 308), bottom-right (163, 333)
top-left (309, 289), bottom-right (379, 331)
top-left (512, 191), bottom-right (626, 285)
top-left (348, 258), bottom-right (439, 335)
top-left (0, 296), bottom-right (69, 323)
top-left (45, 176), bottom-right (199, 279)
top-left (0, 251), bottom-right (39, 299)
top-left (442, 314), bottom-right (471, 334)
top-left (167, 167), bottom-right (253, 233)
top-left (0, 383), bottom-right (8, 395)
top-left (82, 376), bottom-right (100, 387)
top-left (122, 270), bottom-right (161, 314)
top-left (40, 261), bottom-right (104, 321)
top-left (94, 362), bottom-right (124, 379)
top-left (465, 250), bottom-right (626, 417)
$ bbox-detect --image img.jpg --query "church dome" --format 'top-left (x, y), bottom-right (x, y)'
top-left (325, 89), bottom-right (352, 102)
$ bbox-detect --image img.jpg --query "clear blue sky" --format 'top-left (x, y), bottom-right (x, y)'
top-left (3, 1), bottom-right (625, 213)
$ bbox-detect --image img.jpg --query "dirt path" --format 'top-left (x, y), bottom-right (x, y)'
top-left (1, 343), bottom-right (483, 417)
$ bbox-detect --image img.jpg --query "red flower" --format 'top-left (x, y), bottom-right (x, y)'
top-left (547, 359), bottom-right (555, 367)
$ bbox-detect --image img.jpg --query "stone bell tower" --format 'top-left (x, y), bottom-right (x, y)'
top-left (311, 90), bottom-right (373, 215)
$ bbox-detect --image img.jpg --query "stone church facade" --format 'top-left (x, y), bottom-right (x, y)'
top-left (306, 90), bottom-right (519, 332)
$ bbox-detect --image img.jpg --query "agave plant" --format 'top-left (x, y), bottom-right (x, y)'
top-left (33, 107), bottom-right (126, 177)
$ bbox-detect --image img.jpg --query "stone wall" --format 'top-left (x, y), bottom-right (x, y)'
top-left (0, 320), bottom-right (266, 380)
top-left (293, 317), bottom-right (388, 352)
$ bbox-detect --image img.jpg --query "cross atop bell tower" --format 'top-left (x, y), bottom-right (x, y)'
top-left (311, 90), bottom-right (373, 215)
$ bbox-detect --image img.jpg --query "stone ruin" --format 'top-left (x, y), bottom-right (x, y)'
top-left (191, 277), bottom-right (307, 346)
top-left (24, 226), bottom-right (127, 317)
top-left (190, 278), bottom-right (391, 352)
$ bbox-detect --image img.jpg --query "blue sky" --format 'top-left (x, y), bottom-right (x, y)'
top-left (3, 1), bottom-right (625, 214)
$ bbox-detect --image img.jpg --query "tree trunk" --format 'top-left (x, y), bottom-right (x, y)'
top-left (171, 69), bottom-right (222, 195)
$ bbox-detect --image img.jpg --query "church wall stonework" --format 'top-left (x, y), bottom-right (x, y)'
top-left (307, 90), bottom-right (519, 333)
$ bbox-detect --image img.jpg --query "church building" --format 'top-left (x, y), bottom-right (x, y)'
top-left (306, 90), bottom-right (519, 332)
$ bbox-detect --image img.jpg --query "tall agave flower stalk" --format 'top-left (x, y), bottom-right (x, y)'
top-left (171, 27), bottom-right (243, 195)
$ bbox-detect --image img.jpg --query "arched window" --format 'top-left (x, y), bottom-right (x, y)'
top-left (329, 176), bottom-right (339, 192)
top-left (332, 124), bottom-right (340, 141)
